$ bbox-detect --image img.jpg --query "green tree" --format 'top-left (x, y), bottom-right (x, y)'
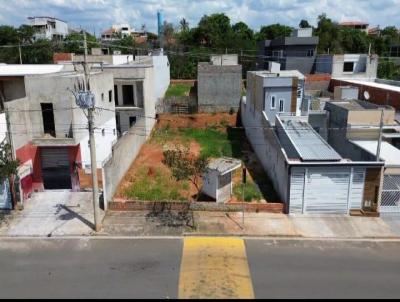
top-left (378, 58), bottom-right (400, 80)
top-left (299, 19), bottom-right (311, 28)
top-left (63, 32), bottom-right (98, 54)
top-left (256, 24), bottom-right (293, 41)
top-left (0, 142), bottom-right (19, 183)
top-left (0, 26), bottom-right (20, 63)
top-left (314, 13), bottom-right (341, 53)
top-left (163, 147), bottom-right (209, 197)
top-left (179, 18), bottom-right (189, 32)
top-left (195, 13), bottom-right (233, 47)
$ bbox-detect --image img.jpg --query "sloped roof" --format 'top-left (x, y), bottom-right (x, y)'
top-left (208, 157), bottom-right (242, 175)
top-left (280, 119), bottom-right (342, 161)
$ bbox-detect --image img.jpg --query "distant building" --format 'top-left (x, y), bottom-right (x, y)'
top-left (339, 21), bottom-right (369, 33)
top-left (101, 24), bottom-right (147, 43)
top-left (257, 28), bottom-right (319, 75)
top-left (197, 54), bottom-right (242, 113)
top-left (28, 17), bottom-right (68, 41)
top-left (368, 26), bottom-right (381, 37)
top-left (315, 54), bottom-right (379, 80)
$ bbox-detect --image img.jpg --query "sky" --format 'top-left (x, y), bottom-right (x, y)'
top-left (1, 0), bottom-right (399, 35)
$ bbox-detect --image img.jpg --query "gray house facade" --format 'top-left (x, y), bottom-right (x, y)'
top-left (258, 28), bottom-right (319, 75)
top-left (242, 70), bottom-right (384, 214)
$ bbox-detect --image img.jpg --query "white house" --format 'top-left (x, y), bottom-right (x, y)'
top-left (28, 17), bottom-right (68, 41)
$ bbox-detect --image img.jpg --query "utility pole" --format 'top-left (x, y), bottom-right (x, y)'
top-left (18, 44), bottom-right (22, 64)
top-left (83, 31), bottom-right (101, 232)
top-left (376, 109), bottom-right (384, 161)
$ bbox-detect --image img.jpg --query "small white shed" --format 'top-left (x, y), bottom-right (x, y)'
top-left (202, 157), bottom-right (242, 203)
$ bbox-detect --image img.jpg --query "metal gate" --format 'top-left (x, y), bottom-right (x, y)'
top-left (289, 167), bottom-right (365, 214)
top-left (41, 148), bottom-right (72, 190)
top-left (380, 175), bottom-right (400, 215)
top-left (0, 180), bottom-right (11, 210)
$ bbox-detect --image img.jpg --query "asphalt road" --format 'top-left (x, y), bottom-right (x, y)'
top-left (0, 238), bottom-right (400, 299)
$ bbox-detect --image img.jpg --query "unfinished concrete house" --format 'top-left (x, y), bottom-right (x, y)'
top-left (197, 54), bottom-right (242, 113)
top-left (0, 64), bottom-right (117, 205)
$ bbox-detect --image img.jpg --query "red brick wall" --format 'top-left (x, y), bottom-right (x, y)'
top-left (53, 53), bottom-right (73, 63)
top-left (108, 200), bottom-right (284, 213)
top-left (306, 74), bottom-right (332, 82)
top-left (330, 79), bottom-right (400, 109)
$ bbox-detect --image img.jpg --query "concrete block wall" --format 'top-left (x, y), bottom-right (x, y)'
top-left (103, 116), bottom-right (149, 204)
top-left (197, 64), bottom-right (242, 113)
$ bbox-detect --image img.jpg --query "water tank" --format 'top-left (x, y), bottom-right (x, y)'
top-left (157, 10), bottom-right (164, 37)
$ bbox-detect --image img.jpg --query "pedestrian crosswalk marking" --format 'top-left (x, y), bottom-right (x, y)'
top-left (178, 237), bottom-right (255, 299)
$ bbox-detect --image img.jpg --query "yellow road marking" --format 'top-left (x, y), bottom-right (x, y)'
top-left (179, 237), bottom-right (254, 299)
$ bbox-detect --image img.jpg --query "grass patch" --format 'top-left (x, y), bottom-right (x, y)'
top-left (152, 126), bottom-right (245, 159)
top-left (233, 182), bottom-right (263, 202)
top-left (165, 84), bottom-right (193, 98)
top-left (124, 167), bottom-right (188, 201)
top-left (180, 128), bottom-right (236, 158)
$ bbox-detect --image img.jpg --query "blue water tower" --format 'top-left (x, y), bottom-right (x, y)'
top-left (157, 10), bottom-right (164, 37)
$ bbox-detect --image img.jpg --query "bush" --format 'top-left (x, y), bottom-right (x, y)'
top-left (233, 182), bottom-right (263, 202)
top-left (124, 167), bottom-right (187, 201)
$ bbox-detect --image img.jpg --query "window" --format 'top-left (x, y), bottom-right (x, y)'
top-left (271, 96), bottom-right (276, 109)
top-left (114, 85), bottom-right (118, 105)
top-left (122, 85), bottom-right (134, 106)
top-left (343, 62), bottom-right (355, 72)
top-left (41, 103), bottom-right (55, 137)
top-left (297, 86), bottom-right (302, 98)
top-left (279, 99), bottom-right (285, 112)
top-left (307, 49), bottom-right (314, 57)
top-left (101, 93), bottom-right (104, 101)
top-left (108, 90), bottom-right (112, 103)
top-left (129, 116), bottom-right (137, 127)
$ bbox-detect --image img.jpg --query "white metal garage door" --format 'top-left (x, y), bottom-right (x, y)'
top-left (290, 167), bottom-right (365, 214)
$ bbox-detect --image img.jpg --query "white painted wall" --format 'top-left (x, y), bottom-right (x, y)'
top-left (151, 55), bottom-right (170, 101)
top-left (0, 113), bottom-right (7, 143)
top-left (202, 170), bottom-right (218, 200)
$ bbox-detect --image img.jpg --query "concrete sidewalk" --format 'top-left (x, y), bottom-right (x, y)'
top-left (0, 191), bottom-right (102, 237)
top-left (102, 211), bottom-right (399, 239)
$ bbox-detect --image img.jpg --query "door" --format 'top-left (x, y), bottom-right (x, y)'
top-left (41, 148), bottom-right (72, 190)
top-left (381, 175), bottom-right (400, 215)
top-left (218, 173), bottom-right (232, 203)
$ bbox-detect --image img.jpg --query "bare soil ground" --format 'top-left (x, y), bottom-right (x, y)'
top-left (157, 113), bottom-right (238, 130)
top-left (115, 113), bottom-right (281, 203)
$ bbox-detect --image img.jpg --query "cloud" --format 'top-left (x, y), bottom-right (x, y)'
top-left (1, 0), bottom-right (399, 35)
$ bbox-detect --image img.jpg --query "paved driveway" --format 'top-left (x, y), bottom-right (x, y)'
top-left (0, 191), bottom-right (100, 237)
